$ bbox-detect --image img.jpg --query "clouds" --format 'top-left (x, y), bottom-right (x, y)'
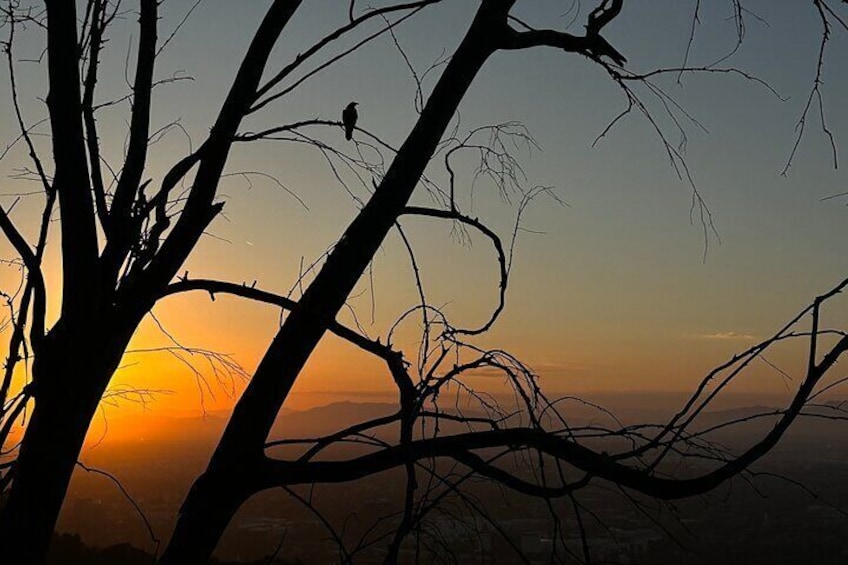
top-left (692, 331), bottom-right (756, 341)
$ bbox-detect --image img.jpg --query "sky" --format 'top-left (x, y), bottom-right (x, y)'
top-left (1, 1), bottom-right (847, 427)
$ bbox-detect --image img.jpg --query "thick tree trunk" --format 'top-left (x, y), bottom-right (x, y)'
top-left (161, 2), bottom-right (515, 562)
top-left (158, 470), bottom-right (255, 564)
top-left (0, 316), bottom-right (137, 564)
top-left (0, 3), bottom-right (302, 561)
top-left (0, 383), bottom-right (102, 563)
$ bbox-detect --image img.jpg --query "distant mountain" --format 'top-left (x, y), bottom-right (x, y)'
top-left (274, 401), bottom-right (398, 437)
top-left (95, 395), bottom-right (848, 458)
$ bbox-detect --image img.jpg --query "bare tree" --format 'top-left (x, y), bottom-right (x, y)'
top-left (0, 1), bottom-right (845, 564)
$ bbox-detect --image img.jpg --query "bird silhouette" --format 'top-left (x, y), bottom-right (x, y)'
top-left (342, 101), bottom-right (358, 141)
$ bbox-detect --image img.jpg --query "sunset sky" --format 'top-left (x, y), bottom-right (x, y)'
top-left (1, 1), bottom-right (847, 426)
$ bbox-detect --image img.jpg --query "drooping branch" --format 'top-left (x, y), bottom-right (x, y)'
top-left (75, 461), bottom-right (160, 552)
top-left (401, 206), bottom-right (508, 336)
top-left (249, 269), bottom-right (848, 561)
top-left (440, 122), bottom-right (540, 210)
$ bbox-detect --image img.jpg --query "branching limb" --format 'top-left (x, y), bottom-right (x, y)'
top-left (783, 0), bottom-right (846, 174)
top-left (249, 0), bottom-right (445, 114)
top-left (135, 1), bottom-right (303, 298)
top-left (500, 0), bottom-right (626, 66)
top-left (160, 278), bottom-right (398, 361)
top-left (639, 275), bottom-right (848, 463)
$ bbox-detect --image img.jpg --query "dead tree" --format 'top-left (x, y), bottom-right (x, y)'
top-left (0, 1), bottom-right (845, 564)
top-left (158, 1), bottom-right (848, 563)
top-left (0, 1), bottom-right (451, 561)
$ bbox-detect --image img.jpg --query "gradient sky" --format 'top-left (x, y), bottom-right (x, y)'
top-left (1, 1), bottom-right (847, 424)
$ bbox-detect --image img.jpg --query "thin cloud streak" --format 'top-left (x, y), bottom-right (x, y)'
top-left (692, 331), bottom-right (757, 341)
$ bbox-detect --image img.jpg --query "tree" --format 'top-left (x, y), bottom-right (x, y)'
top-left (0, 1), bottom-right (846, 563)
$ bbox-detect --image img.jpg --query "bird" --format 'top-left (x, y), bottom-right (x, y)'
top-left (342, 101), bottom-right (358, 141)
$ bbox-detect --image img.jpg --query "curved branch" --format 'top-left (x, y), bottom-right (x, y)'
top-left (259, 361), bottom-right (842, 503)
top-left (266, 412), bottom-right (402, 462)
top-left (256, 319), bottom-right (848, 503)
top-left (640, 275), bottom-right (848, 461)
top-left (75, 461), bottom-right (160, 551)
top-left (453, 450), bottom-right (591, 498)
top-left (401, 206), bottom-right (507, 336)
top-left (159, 278), bottom-right (396, 361)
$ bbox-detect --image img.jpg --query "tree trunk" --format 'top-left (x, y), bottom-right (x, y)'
top-left (0, 316), bottom-right (137, 564)
top-left (158, 469), bottom-right (255, 565)
top-left (0, 383), bottom-right (102, 564)
top-left (0, 3), bottom-right (303, 560)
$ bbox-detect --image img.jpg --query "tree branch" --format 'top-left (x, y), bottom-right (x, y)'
top-left (0, 205), bottom-right (46, 344)
top-left (109, 0), bottom-right (158, 231)
top-left (45, 0), bottom-right (99, 319)
top-left (250, 0), bottom-right (444, 114)
top-left (135, 0), bottom-right (303, 301)
top-left (401, 206), bottom-right (508, 336)
top-left (81, 0), bottom-right (110, 232)
top-left (501, 2), bottom-right (627, 67)
top-left (159, 278), bottom-right (396, 361)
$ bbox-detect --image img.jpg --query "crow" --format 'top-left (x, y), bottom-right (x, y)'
top-left (342, 101), bottom-right (358, 141)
